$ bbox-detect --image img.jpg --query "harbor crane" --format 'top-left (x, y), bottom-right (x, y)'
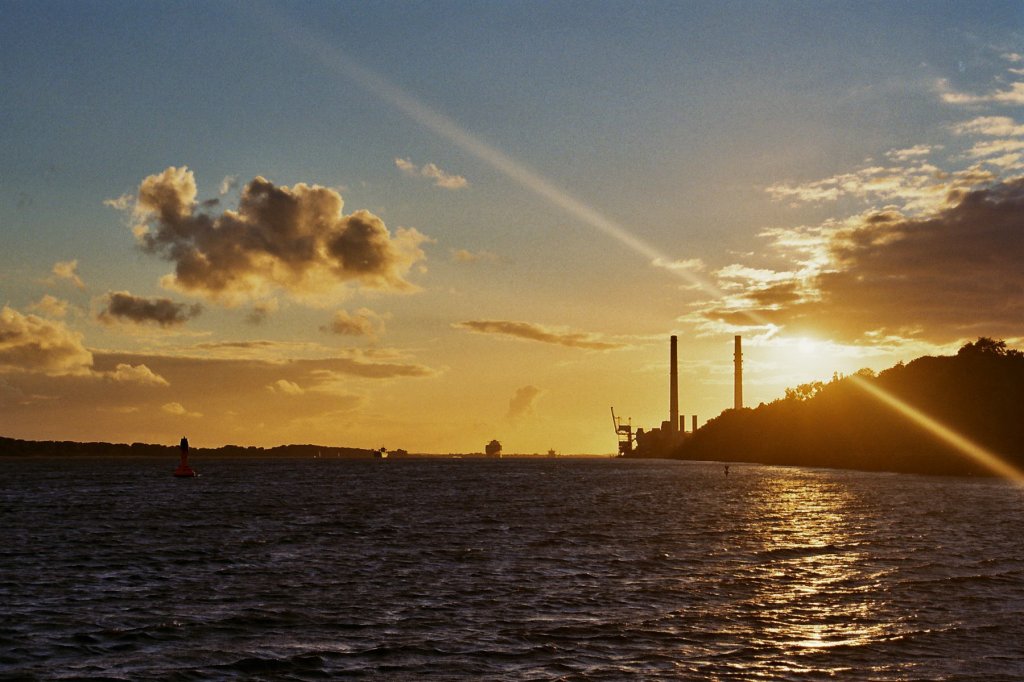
top-left (610, 407), bottom-right (634, 457)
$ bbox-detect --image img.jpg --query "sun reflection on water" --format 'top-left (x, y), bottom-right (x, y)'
top-left (733, 472), bottom-right (896, 659)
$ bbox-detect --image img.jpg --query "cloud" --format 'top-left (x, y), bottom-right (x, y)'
top-left (938, 78), bottom-right (1024, 106)
top-left (99, 291), bottom-right (202, 327)
top-left (0, 305), bottom-right (94, 375)
top-left (151, 347), bottom-right (434, 380)
top-left (395, 157), bottom-right (468, 189)
top-left (126, 167), bottom-right (429, 303)
top-left (162, 401), bottom-right (202, 417)
top-left (29, 295), bottom-right (69, 318)
top-left (52, 260), bottom-right (85, 289)
top-left (0, 306), bottom-right (169, 384)
top-left (321, 308), bottom-right (385, 339)
top-left (267, 378), bottom-right (304, 395)
top-left (964, 138), bottom-right (1024, 159)
top-left (697, 177), bottom-right (1024, 343)
top-left (886, 145), bottom-right (937, 161)
top-left (952, 116), bottom-right (1024, 137)
top-left (652, 257), bottom-right (705, 273)
top-left (245, 299), bottom-right (279, 325)
top-left (104, 194), bottom-right (132, 210)
top-left (452, 249), bottom-right (497, 263)
top-left (309, 358), bottom-right (435, 382)
top-left (108, 363), bottom-right (169, 386)
top-left (765, 159), bottom-right (998, 215)
top-left (454, 320), bottom-right (625, 350)
top-left (219, 175), bottom-right (239, 195)
top-left (507, 385), bottom-right (541, 420)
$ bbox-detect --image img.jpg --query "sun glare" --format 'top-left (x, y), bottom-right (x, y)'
top-left (797, 337), bottom-right (818, 355)
top-left (850, 374), bottom-right (1024, 483)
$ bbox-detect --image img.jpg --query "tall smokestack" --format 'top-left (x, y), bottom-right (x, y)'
top-left (734, 335), bottom-right (743, 410)
top-left (670, 335), bottom-right (679, 434)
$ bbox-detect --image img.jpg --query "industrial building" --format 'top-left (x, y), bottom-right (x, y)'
top-left (613, 335), bottom-right (743, 457)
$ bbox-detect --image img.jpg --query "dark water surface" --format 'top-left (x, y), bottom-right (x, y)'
top-left (3, 457), bottom-right (1024, 680)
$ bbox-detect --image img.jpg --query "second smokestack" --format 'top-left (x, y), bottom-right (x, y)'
top-left (670, 335), bottom-right (679, 434)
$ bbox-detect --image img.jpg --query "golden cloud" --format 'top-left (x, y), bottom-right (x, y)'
top-left (267, 379), bottom-right (305, 395)
top-left (162, 401), bottom-right (202, 418)
top-left (108, 363), bottom-right (170, 386)
top-left (129, 167), bottom-right (430, 303)
top-left (51, 260), bottom-right (85, 289)
top-left (395, 157), bottom-right (468, 189)
top-left (321, 308), bottom-right (385, 339)
top-left (29, 295), bottom-right (70, 318)
top-left (0, 305), bottom-right (93, 376)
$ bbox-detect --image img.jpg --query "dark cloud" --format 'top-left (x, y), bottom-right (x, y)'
top-left (747, 281), bottom-right (803, 307)
top-left (454, 320), bottom-right (625, 350)
top-left (132, 167), bottom-right (428, 301)
top-left (703, 177), bottom-right (1024, 342)
top-left (99, 291), bottom-right (202, 327)
top-left (507, 385), bottom-right (541, 420)
top-left (194, 340), bottom-right (282, 350)
top-left (245, 300), bottom-right (278, 325)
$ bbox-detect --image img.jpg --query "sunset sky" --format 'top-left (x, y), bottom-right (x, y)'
top-left (3, 2), bottom-right (1024, 454)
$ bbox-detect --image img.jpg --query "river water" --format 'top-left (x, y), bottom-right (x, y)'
top-left (3, 457), bottom-right (1024, 680)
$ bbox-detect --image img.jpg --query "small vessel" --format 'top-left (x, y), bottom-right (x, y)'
top-left (173, 436), bottom-right (198, 478)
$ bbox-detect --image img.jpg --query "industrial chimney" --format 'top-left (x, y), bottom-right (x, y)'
top-left (670, 335), bottom-right (679, 434)
top-left (734, 335), bottom-right (743, 410)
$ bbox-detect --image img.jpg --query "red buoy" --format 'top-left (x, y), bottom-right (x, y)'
top-left (173, 436), bottom-right (198, 478)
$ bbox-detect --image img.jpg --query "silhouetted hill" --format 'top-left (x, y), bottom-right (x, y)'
top-left (675, 338), bottom-right (1024, 476)
top-left (0, 437), bottom-right (378, 459)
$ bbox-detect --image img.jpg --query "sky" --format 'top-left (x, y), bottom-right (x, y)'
top-left (3, 1), bottom-right (1024, 454)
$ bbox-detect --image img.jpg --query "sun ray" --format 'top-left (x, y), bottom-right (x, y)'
top-left (849, 374), bottom-right (1024, 483)
top-left (254, 5), bottom-right (750, 310)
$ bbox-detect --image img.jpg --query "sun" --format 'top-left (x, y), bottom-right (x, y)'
top-left (765, 334), bottom-right (838, 384)
top-left (797, 337), bottom-right (819, 355)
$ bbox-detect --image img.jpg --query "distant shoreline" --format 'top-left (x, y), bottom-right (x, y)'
top-left (0, 436), bottom-right (609, 459)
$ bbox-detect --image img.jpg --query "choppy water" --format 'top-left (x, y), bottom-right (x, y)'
top-left (3, 457), bottom-right (1024, 680)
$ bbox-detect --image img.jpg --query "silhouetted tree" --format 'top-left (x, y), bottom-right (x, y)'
top-left (958, 336), bottom-right (1021, 357)
top-left (784, 380), bottom-right (825, 401)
